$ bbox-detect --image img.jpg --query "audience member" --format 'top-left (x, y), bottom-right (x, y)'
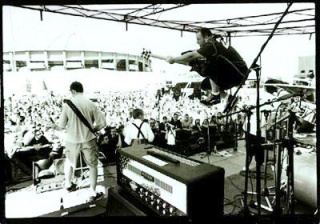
top-left (149, 118), bottom-right (161, 146)
top-left (181, 113), bottom-right (193, 131)
top-left (123, 108), bottom-right (155, 146)
top-left (98, 127), bottom-right (120, 165)
top-left (165, 123), bottom-right (176, 152)
top-left (170, 112), bottom-right (182, 131)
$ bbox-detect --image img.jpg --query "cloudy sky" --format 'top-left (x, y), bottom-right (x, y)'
top-left (3, 3), bottom-right (316, 80)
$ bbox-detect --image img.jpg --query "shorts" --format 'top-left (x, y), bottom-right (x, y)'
top-left (201, 55), bottom-right (248, 91)
top-left (65, 138), bottom-right (99, 168)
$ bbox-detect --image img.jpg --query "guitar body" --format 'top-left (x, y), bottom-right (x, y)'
top-left (189, 59), bottom-right (207, 77)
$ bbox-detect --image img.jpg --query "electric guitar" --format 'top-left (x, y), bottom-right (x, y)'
top-left (141, 48), bottom-right (207, 77)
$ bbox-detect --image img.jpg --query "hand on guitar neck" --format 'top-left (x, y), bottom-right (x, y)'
top-left (141, 48), bottom-right (207, 77)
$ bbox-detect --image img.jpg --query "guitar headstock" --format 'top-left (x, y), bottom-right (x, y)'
top-left (141, 48), bottom-right (152, 59)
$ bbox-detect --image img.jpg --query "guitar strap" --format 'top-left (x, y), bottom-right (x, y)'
top-left (64, 99), bottom-right (98, 137)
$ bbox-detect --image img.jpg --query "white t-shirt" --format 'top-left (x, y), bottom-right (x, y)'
top-left (124, 119), bottom-right (155, 146)
top-left (166, 128), bottom-right (176, 146)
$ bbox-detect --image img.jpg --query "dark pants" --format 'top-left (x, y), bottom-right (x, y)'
top-left (166, 144), bottom-right (176, 152)
top-left (201, 57), bottom-right (247, 91)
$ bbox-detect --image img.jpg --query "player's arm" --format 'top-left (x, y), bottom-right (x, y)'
top-left (166, 50), bottom-right (204, 65)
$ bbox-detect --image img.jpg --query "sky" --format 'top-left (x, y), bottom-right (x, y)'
top-left (2, 3), bottom-right (316, 82)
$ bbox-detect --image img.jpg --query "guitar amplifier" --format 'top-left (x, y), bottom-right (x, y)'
top-left (116, 144), bottom-right (225, 219)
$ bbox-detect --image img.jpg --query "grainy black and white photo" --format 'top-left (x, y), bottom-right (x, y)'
top-left (2, 3), bottom-right (317, 224)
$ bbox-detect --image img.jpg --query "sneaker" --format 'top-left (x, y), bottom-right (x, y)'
top-left (200, 94), bottom-right (221, 105)
top-left (65, 183), bottom-right (78, 192)
top-left (88, 192), bottom-right (104, 202)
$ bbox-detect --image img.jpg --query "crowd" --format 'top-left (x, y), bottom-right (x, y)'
top-left (4, 87), bottom-right (247, 182)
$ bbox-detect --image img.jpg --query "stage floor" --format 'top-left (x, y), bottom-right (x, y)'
top-left (5, 138), bottom-right (316, 218)
top-left (5, 172), bottom-right (109, 218)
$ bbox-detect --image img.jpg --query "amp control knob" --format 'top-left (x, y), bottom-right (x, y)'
top-left (169, 206), bottom-right (176, 214)
top-left (162, 210), bottom-right (167, 215)
top-left (162, 202), bottom-right (168, 209)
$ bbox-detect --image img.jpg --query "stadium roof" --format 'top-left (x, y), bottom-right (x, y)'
top-left (12, 3), bottom-right (315, 38)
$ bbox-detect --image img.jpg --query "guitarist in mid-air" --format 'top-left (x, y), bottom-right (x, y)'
top-left (166, 27), bottom-right (248, 109)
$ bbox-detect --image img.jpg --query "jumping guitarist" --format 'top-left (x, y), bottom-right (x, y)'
top-left (165, 28), bottom-right (249, 110)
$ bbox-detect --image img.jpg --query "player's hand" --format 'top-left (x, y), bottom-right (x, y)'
top-left (166, 56), bottom-right (175, 64)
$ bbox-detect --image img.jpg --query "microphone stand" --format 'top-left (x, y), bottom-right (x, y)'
top-left (200, 113), bottom-right (219, 161)
top-left (219, 87), bottom-right (295, 218)
top-left (156, 90), bottom-right (162, 122)
top-left (261, 110), bottom-right (276, 213)
top-left (282, 109), bottom-right (296, 215)
top-left (218, 104), bottom-right (257, 216)
top-left (268, 107), bottom-right (297, 216)
top-left (233, 115), bottom-right (239, 152)
top-left (224, 2), bottom-right (293, 115)
top-left (242, 107), bottom-right (253, 216)
top-left (253, 65), bottom-right (263, 217)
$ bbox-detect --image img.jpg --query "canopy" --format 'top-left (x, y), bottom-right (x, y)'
top-left (12, 3), bottom-right (315, 38)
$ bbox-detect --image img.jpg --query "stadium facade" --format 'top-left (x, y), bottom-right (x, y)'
top-left (3, 50), bottom-right (152, 72)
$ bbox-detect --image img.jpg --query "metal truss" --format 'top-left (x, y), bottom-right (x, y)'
top-left (12, 4), bottom-right (315, 38)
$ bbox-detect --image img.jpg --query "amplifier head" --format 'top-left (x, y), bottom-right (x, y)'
top-left (116, 145), bottom-right (225, 218)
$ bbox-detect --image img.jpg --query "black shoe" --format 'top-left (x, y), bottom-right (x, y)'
top-left (188, 94), bottom-right (194, 100)
top-left (88, 192), bottom-right (104, 202)
top-left (65, 183), bottom-right (77, 192)
top-left (200, 94), bottom-right (221, 105)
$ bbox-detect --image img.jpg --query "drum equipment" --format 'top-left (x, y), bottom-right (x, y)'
top-left (296, 107), bottom-right (316, 133)
top-left (263, 83), bottom-right (315, 103)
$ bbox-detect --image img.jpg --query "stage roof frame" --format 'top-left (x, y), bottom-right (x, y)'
top-left (8, 3), bottom-right (316, 38)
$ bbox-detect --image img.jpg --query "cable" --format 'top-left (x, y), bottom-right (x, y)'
top-left (228, 176), bottom-right (245, 192)
top-left (223, 194), bottom-right (244, 215)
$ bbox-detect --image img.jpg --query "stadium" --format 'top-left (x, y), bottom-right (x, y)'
top-left (2, 50), bottom-right (152, 72)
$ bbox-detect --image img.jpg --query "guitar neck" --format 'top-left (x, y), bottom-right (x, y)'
top-left (148, 53), bottom-right (166, 61)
